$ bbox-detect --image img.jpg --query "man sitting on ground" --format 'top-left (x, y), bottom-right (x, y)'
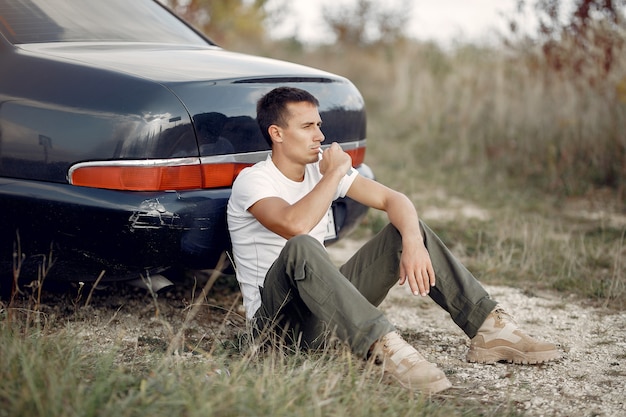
top-left (227, 86), bottom-right (560, 394)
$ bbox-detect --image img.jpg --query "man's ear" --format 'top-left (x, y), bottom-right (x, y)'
top-left (268, 124), bottom-right (282, 143)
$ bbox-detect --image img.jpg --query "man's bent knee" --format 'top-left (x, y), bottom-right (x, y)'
top-left (281, 235), bottom-right (331, 276)
top-left (284, 234), bottom-right (324, 253)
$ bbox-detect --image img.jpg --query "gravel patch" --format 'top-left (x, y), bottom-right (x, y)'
top-left (379, 284), bottom-right (626, 416)
top-left (327, 239), bottom-right (626, 417)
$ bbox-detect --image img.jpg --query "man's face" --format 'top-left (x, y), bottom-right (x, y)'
top-left (276, 101), bottom-right (325, 164)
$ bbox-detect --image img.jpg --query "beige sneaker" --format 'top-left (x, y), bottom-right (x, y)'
top-left (370, 331), bottom-right (452, 394)
top-left (467, 306), bottom-right (561, 364)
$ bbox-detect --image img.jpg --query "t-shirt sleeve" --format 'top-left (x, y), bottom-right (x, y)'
top-left (231, 169), bottom-right (279, 213)
top-left (335, 166), bottom-right (359, 199)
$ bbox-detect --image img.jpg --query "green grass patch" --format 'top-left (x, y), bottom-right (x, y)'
top-left (0, 321), bottom-right (523, 417)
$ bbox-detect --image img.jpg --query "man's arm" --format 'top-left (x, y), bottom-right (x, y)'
top-left (347, 175), bottom-right (436, 297)
top-left (248, 143), bottom-right (351, 239)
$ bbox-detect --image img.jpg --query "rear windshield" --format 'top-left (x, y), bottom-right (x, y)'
top-left (0, 0), bottom-right (210, 45)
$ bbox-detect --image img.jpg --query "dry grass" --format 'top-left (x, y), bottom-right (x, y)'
top-left (250, 37), bottom-right (626, 308)
top-left (0, 300), bottom-right (520, 417)
top-left (255, 38), bottom-right (626, 200)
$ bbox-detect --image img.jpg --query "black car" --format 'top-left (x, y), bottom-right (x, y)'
top-left (0, 0), bottom-right (371, 288)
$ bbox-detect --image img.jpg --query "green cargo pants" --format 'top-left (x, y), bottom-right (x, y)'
top-left (252, 221), bottom-right (497, 358)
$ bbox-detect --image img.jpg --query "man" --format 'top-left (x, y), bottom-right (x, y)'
top-left (227, 87), bottom-right (560, 394)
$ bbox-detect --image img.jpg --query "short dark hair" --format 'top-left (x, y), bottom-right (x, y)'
top-left (256, 87), bottom-right (319, 146)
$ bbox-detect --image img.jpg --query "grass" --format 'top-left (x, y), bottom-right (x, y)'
top-left (258, 38), bottom-right (626, 200)
top-left (0, 254), bottom-right (525, 417)
top-left (427, 211), bottom-right (625, 307)
top-left (0, 317), bottom-right (523, 417)
top-left (0, 325), bottom-right (135, 417)
top-left (361, 203), bottom-right (625, 309)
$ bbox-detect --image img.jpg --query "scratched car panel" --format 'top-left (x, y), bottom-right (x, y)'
top-left (0, 0), bottom-right (371, 285)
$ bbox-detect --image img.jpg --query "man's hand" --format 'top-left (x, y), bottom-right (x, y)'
top-left (319, 142), bottom-right (352, 177)
top-left (398, 240), bottom-right (436, 297)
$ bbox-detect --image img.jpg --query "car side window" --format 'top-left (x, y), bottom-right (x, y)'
top-left (0, 0), bottom-right (208, 45)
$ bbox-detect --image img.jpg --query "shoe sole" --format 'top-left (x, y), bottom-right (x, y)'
top-left (466, 346), bottom-right (561, 364)
top-left (385, 373), bottom-right (453, 394)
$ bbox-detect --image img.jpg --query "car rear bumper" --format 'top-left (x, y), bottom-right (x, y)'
top-left (0, 164), bottom-right (372, 282)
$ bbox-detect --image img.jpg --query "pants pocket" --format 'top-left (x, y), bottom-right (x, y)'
top-left (293, 260), bottom-right (331, 306)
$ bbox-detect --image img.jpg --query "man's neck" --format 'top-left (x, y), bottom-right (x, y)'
top-left (271, 153), bottom-right (306, 182)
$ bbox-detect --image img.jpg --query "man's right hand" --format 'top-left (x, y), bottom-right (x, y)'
top-left (319, 142), bottom-right (352, 177)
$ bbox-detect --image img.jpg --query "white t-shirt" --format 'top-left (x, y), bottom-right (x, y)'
top-left (227, 155), bottom-right (358, 319)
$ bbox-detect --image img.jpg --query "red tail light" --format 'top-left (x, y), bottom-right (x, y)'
top-left (70, 164), bottom-right (204, 191)
top-left (69, 143), bottom-right (366, 191)
top-left (69, 159), bottom-right (253, 191)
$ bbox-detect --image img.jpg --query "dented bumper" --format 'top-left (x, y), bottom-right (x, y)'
top-left (0, 178), bottom-right (231, 281)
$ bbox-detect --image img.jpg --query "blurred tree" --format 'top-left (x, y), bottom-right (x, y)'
top-left (509, 0), bottom-right (626, 81)
top-left (160, 0), bottom-right (288, 46)
top-left (321, 0), bottom-right (412, 46)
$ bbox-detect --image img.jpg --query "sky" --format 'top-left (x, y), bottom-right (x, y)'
top-left (270, 0), bottom-right (547, 46)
